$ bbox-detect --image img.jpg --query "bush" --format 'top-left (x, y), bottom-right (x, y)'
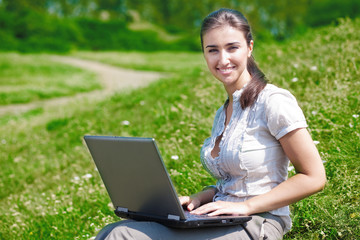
top-left (305, 0), bottom-right (360, 27)
top-left (170, 35), bottom-right (202, 52)
top-left (0, 8), bottom-right (200, 53)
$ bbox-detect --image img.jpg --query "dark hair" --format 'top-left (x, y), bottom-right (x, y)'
top-left (200, 8), bottom-right (267, 109)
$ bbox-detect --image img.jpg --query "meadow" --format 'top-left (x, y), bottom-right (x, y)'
top-left (0, 53), bottom-right (101, 105)
top-left (0, 18), bottom-right (359, 239)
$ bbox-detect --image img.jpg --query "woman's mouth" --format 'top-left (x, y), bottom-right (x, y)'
top-left (217, 66), bottom-right (235, 74)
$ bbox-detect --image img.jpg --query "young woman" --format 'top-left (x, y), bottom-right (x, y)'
top-left (99, 8), bottom-right (326, 240)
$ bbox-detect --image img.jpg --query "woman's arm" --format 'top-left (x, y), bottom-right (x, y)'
top-left (191, 128), bottom-right (326, 216)
top-left (244, 128), bottom-right (326, 214)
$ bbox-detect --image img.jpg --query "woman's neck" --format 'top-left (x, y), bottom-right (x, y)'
top-left (225, 71), bottom-right (251, 103)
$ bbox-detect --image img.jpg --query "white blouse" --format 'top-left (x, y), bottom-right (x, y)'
top-left (200, 84), bottom-right (308, 233)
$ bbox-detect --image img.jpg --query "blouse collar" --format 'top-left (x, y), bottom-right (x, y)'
top-left (224, 83), bottom-right (248, 107)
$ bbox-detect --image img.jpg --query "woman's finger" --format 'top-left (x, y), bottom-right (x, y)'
top-left (179, 196), bottom-right (190, 206)
top-left (190, 202), bottom-right (217, 215)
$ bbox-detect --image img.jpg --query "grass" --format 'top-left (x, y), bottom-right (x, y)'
top-left (0, 53), bottom-right (101, 105)
top-left (71, 51), bottom-right (206, 73)
top-left (257, 18), bottom-right (360, 239)
top-left (0, 18), bottom-right (359, 239)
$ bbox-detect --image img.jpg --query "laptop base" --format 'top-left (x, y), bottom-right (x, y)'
top-left (115, 209), bottom-right (252, 228)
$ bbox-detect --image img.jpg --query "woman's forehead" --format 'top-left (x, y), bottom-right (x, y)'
top-left (203, 26), bottom-right (247, 44)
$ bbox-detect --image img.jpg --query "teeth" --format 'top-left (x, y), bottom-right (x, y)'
top-left (219, 67), bottom-right (233, 73)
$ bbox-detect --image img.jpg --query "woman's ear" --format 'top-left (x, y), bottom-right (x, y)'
top-left (248, 40), bottom-right (254, 57)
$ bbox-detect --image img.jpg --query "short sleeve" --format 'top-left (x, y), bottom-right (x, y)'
top-left (265, 88), bottom-right (308, 140)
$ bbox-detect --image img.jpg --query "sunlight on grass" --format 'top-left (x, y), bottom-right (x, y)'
top-left (0, 53), bottom-right (101, 105)
top-left (0, 18), bottom-right (359, 239)
top-left (71, 51), bottom-right (206, 73)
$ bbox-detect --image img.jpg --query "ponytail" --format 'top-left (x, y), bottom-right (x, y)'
top-left (241, 56), bottom-right (267, 109)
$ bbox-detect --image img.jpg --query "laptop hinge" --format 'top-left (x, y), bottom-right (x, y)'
top-left (116, 207), bottom-right (128, 213)
top-left (168, 214), bottom-right (180, 221)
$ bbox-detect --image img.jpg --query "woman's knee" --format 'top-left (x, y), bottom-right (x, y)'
top-left (103, 220), bottom-right (168, 240)
top-left (95, 221), bottom-right (124, 240)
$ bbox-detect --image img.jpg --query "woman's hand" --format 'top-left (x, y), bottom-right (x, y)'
top-left (179, 196), bottom-right (201, 211)
top-left (179, 187), bottom-right (217, 211)
top-left (190, 201), bottom-right (251, 216)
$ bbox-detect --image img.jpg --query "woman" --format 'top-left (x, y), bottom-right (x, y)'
top-left (100, 8), bottom-right (326, 240)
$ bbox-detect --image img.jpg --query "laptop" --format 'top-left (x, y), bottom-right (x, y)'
top-left (84, 135), bottom-right (252, 228)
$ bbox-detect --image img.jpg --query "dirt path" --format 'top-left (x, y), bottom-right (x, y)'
top-left (0, 56), bottom-right (164, 116)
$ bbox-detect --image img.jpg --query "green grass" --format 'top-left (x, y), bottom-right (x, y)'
top-left (0, 18), bottom-right (359, 239)
top-left (257, 18), bottom-right (360, 239)
top-left (0, 53), bottom-right (101, 105)
top-left (71, 51), bottom-right (206, 73)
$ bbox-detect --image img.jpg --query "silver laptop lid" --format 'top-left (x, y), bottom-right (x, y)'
top-left (84, 136), bottom-right (186, 220)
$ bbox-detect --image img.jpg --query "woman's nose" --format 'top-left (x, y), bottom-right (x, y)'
top-left (219, 51), bottom-right (230, 65)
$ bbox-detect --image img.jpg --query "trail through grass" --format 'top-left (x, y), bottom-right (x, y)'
top-left (0, 53), bottom-right (101, 105)
top-left (71, 51), bottom-right (206, 73)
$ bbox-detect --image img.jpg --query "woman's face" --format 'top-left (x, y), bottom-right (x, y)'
top-left (203, 25), bottom-right (253, 91)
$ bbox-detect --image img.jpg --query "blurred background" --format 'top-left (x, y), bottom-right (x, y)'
top-left (1, 0), bottom-right (360, 53)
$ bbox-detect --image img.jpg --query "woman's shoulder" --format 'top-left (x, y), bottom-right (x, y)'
top-left (261, 83), bottom-right (292, 95)
top-left (259, 84), bottom-right (307, 139)
top-left (259, 84), bottom-right (297, 105)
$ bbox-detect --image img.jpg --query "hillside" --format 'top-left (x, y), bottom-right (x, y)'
top-left (0, 18), bottom-right (359, 239)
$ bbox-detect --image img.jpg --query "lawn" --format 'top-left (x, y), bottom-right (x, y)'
top-left (0, 18), bottom-right (359, 239)
top-left (71, 51), bottom-right (206, 73)
top-left (0, 53), bottom-right (101, 105)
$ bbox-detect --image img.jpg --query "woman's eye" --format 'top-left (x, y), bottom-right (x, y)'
top-left (208, 49), bottom-right (218, 53)
top-left (229, 46), bottom-right (239, 51)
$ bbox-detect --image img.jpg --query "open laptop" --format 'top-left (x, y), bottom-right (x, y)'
top-left (84, 135), bottom-right (252, 228)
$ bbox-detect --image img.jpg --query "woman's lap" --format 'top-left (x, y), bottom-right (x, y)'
top-left (100, 213), bottom-right (284, 240)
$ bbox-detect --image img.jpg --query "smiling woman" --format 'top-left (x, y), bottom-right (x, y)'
top-left (95, 8), bottom-right (326, 240)
top-left (202, 26), bottom-right (253, 96)
top-left (200, 9), bottom-right (267, 110)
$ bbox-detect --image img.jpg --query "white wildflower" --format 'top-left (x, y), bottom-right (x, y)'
top-left (311, 111), bottom-right (318, 115)
top-left (310, 66), bottom-right (318, 71)
top-left (170, 169), bottom-right (182, 176)
top-left (121, 120), bottom-right (130, 126)
top-left (82, 173), bottom-right (93, 179)
top-left (291, 77), bottom-right (298, 82)
top-left (293, 63), bottom-right (299, 68)
top-left (313, 140), bottom-right (320, 145)
top-left (288, 166), bottom-right (295, 171)
top-left (10, 224), bottom-right (19, 229)
top-left (1, 139), bottom-right (6, 144)
top-left (352, 114), bottom-right (359, 118)
top-left (140, 101), bottom-right (145, 106)
top-left (12, 212), bottom-right (20, 216)
top-left (349, 123), bottom-right (354, 128)
top-left (171, 155), bottom-right (179, 160)
top-left (73, 176), bottom-right (80, 181)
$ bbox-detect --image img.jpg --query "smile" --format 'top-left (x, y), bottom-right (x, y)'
top-left (217, 67), bottom-right (235, 74)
